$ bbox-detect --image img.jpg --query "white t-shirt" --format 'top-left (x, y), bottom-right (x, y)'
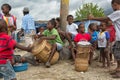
top-left (66, 23), bottom-right (78, 35)
top-left (108, 10), bottom-right (120, 41)
top-left (98, 31), bottom-right (110, 48)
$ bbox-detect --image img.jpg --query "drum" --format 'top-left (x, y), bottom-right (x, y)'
top-left (75, 41), bottom-right (91, 72)
top-left (75, 58), bottom-right (88, 72)
top-left (76, 41), bottom-right (91, 59)
top-left (32, 40), bottom-right (59, 65)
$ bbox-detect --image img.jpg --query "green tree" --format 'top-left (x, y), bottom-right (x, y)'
top-left (75, 3), bottom-right (105, 21)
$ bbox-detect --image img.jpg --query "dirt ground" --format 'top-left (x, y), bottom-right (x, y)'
top-left (0, 49), bottom-right (119, 80)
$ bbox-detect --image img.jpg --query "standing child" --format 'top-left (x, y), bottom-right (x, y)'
top-left (88, 0), bottom-right (120, 78)
top-left (1, 3), bottom-right (17, 35)
top-left (106, 21), bottom-right (116, 62)
top-left (98, 22), bottom-right (110, 68)
top-left (88, 23), bottom-right (98, 64)
top-left (0, 19), bottom-right (32, 80)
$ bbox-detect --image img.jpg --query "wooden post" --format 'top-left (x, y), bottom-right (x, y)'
top-left (60, 0), bottom-right (69, 31)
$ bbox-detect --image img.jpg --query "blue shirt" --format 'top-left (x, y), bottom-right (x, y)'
top-left (22, 14), bottom-right (36, 34)
top-left (89, 31), bottom-right (98, 44)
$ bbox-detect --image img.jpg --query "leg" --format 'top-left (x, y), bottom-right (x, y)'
top-left (45, 44), bottom-right (57, 68)
top-left (100, 48), bottom-right (105, 67)
top-left (89, 51), bottom-right (93, 65)
top-left (65, 32), bottom-right (73, 47)
top-left (0, 61), bottom-right (17, 80)
top-left (71, 48), bottom-right (76, 61)
top-left (105, 49), bottom-right (110, 67)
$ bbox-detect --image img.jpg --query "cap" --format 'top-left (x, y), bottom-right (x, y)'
top-left (23, 7), bottom-right (29, 12)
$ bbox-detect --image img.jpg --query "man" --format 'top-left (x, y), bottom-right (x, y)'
top-left (22, 7), bottom-right (38, 65)
top-left (22, 7), bottom-right (36, 46)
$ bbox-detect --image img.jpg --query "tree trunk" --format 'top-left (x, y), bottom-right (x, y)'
top-left (60, 0), bottom-right (69, 31)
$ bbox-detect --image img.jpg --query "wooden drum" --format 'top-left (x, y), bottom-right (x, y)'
top-left (75, 41), bottom-right (91, 72)
top-left (32, 40), bottom-right (59, 65)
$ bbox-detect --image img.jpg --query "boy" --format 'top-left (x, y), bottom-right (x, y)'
top-left (88, 0), bottom-right (120, 78)
top-left (98, 22), bottom-right (110, 68)
top-left (37, 19), bottom-right (64, 68)
top-left (66, 15), bottom-right (78, 47)
top-left (0, 19), bottom-right (32, 80)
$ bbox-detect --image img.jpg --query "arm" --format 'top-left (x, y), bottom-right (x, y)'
top-left (42, 35), bottom-right (57, 40)
top-left (15, 43), bottom-right (31, 52)
top-left (88, 14), bottom-right (111, 22)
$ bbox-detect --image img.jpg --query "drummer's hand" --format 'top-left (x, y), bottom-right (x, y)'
top-left (27, 44), bottom-right (33, 52)
top-left (34, 35), bottom-right (38, 40)
top-left (88, 14), bottom-right (94, 20)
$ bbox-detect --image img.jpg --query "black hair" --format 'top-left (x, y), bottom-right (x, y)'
top-left (49, 19), bottom-right (56, 27)
top-left (56, 17), bottom-right (60, 22)
top-left (112, 0), bottom-right (120, 4)
top-left (67, 15), bottom-right (73, 20)
top-left (1, 3), bottom-right (11, 11)
top-left (88, 23), bottom-right (96, 30)
top-left (78, 23), bottom-right (84, 29)
top-left (23, 12), bottom-right (29, 15)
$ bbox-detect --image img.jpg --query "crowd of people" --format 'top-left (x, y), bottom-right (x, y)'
top-left (0, 0), bottom-right (120, 80)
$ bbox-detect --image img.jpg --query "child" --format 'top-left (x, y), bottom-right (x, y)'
top-left (66, 15), bottom-right (78, 47)
top-left (73, 23), bottom-right (91, 60)
top-left (0, 19), bottom-right (32, 80)
top-left (1, 3), bottom-right (17, 35)
top-left (88, 0), bottom-right (120, 78)
top-left (37, 19), bottom-right (64, 68)
top-left (106, 21), bottom-right (116, 62)
top-left (88, 23), bottom-right (98, 64)
top-left (54, 17), bottom-right (73, 47)
top-left (98, 22), bottom-right (110, 68)
top-left (37, 27), bottom-right (44, 35)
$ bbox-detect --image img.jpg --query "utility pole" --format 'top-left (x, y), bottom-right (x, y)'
top-left (60, 0), bottom-right (69, 31)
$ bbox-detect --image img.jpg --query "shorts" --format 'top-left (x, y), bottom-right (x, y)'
top-left (0, 61), bottom-right (16, 80)
top-left (71, 34), bottom-right (76, 40)
top-left (112, 41), bottom-right (120, 60)
top-left (99, 47), bottom-right (105, 54)
top-left (56, 43), bottom-right (63, 51)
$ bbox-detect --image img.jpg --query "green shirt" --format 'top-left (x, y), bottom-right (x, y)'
top-left (43, 28), bottom-right (64, 45)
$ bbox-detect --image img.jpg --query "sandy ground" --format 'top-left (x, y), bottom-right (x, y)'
top-left (0, 49), bottom-right (119, 80)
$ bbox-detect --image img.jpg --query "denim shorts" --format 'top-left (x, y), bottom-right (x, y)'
top-left (0, 61), bottom-right (16, 80)
top-left (56, 43), bottom-right (63, 51)
top-left (71, 34), bottom-right (76, 40)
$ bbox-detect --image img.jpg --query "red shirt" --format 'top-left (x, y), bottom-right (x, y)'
top-left (106, 25), bottom-right (116, 42)
top-left (0, 32), bottom-right (16, 64)
top-left (74, 33), bottom-right (91, 42)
